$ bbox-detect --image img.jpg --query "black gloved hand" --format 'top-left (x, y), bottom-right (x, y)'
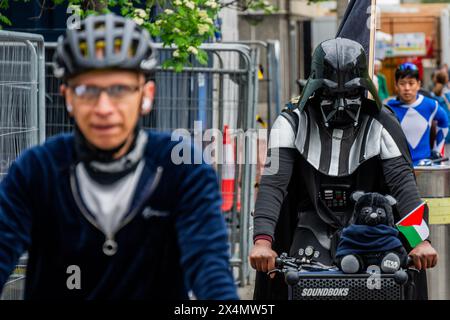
top-left (430, 150), bottom-right (442, 160)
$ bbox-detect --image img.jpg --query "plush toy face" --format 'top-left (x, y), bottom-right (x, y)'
top-left (349, 192), bottom-right (397, 227)
top-left (358, 206), bottom-right (388, 226)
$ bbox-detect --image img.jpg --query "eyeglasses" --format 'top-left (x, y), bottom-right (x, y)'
top-left (70, 84), bottom-right (141, 104)
top-left (397, 62), bottom-right (418, 72)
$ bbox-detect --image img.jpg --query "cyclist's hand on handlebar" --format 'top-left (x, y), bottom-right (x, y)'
top-left (249, 239), bottom-right (278, 278)
top-left (408, 240), bottom-right (438, 270)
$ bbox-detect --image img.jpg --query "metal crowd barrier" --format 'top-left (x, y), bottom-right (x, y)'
top-left (152, 43), bottom-right (259, 287)
top-left (0, 255), bottom-right (27, 300)
top-left (224, 40), bottom-right (282, 128)
top-left (0, 30), bottom-right (45, 181)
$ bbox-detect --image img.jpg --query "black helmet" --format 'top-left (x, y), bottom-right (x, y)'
top-left (53, 13), bottom-right (157, 79)
top-left (298, 38), bottom-right (382, 116)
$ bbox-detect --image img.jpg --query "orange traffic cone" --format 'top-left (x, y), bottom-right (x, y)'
top-left (221, 125), bottom-right (235, 212)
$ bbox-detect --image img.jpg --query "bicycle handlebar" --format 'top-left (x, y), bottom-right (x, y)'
top-left (272, 253), bottom-right (417, 276)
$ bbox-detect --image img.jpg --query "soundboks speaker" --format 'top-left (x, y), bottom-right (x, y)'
top-left (288, 271), bottom-right (414, 300)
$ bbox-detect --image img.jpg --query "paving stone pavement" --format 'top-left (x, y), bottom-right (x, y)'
top-left (237, 270), bottom-right (255, 300)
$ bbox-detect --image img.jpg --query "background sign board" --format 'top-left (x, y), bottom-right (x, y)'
top-left (393, 32), bottom-right (427, 57)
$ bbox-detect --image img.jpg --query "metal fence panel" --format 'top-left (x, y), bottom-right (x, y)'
top-left (0, 30), bottom-right (45, 300)
top-left (0, 255), bottom-right (27, 300)
top-left (0, 31), bottom-right (45, 181)
top-left (224, 40), bottom-right (281, 128)
top-left (153, 43), bottom-right (259, 287)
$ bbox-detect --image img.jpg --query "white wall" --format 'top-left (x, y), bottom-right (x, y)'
top-left (219, 7), bottom-right (238, 42)
top-left (311, 16), bottom-right (338, 50)
top-left (218, 8), bottom-right (239, 128)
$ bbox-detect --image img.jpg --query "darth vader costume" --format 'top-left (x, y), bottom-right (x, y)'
top-left (253, 38), bottom-right (430, 300)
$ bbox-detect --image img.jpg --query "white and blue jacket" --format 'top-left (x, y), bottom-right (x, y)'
top-left (387, 94), bottom-right (449, 164)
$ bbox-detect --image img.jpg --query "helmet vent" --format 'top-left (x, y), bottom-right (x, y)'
top-left (129, 39), bottom-right (139, 56)
top-left (53, 13), bottom-right (158, 78)
top-left (94, 22), bottom-right (105, 31)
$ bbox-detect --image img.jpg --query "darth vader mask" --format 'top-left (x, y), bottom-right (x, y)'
top-left (318, 87), bottom-right (363, 128)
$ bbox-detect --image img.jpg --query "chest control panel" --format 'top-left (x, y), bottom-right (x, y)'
top-left (319, 184), bottom-right (352, 211)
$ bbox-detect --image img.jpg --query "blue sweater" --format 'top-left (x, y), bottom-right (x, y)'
top-left (0, 131), bottom-right (238, 300)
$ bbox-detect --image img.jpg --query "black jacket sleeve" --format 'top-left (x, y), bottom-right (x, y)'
top-left (0, 151), bottom-right (33, 289)
top-left (253, 147), bottom-right (298, 241)
top-left (382, 156), bottom-right (424, 217)
top-left (381, 156), bottom-right (429, 236)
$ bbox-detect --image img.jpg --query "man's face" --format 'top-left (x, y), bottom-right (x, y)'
top-left (395, 76), bottom-right (421, 104)
top-left (62, 70), bottom-right (154, 150)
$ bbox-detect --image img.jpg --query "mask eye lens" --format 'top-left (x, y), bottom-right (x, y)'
top-left (320, 88), bottom-right (336, 98)
top-left (345, 88), bottom-right (360, 98)
top-left (320, 99), bottom-right (334, 106)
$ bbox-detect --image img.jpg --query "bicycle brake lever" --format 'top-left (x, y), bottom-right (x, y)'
top-left (406, 266), bottom-right (421, 273)
top-left (405, 256), bottom-right (420, 273)
top-left (267, 269), bottom-right (281, 276)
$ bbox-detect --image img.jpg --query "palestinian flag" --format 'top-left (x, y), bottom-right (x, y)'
top-left (396, 202), bottom-right (429, 248)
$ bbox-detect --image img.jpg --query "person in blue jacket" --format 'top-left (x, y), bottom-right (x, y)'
top-left (0, 14), bottom-right (238, 300)
top-left (387, 63), bottom-right (449, 165)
